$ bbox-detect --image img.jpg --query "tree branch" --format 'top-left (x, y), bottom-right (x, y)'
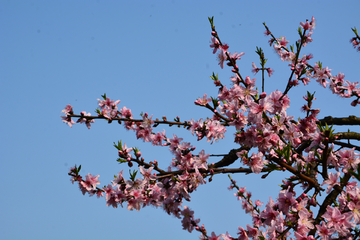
top-left (332, 140), bottom-right (360, 151)
top-left (211, 146), bottom-right (250, 168)
top-left (318, 115), bottom-right (360, 126)
top-left (334, 131), bottom-right (360, 141)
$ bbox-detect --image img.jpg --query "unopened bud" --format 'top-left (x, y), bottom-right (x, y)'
top-left (310, 197), bottom-right (316, 206)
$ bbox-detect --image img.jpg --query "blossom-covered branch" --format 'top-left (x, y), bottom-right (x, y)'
top-left (62, 16), bottom-right (360, 239)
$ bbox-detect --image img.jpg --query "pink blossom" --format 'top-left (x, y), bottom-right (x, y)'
top-left (118, 143), bottom-right (132, 159)
top-left (77, 111), bottom-right (95, 129)
top-left (248, 152), bottom-right (266, 174)
top-left (61, 115), bottom-right (75, 127)
top-left (193, 150), bottom-right (209, 170)
top-left (230, 52), bottom-right (245, 61)
top-left (300, 32), bottom-right (313, 47)
top-left (210, 37), bottom-right (220, 54)
top-left (140, 113), bottom-right (153, 129)
top-left (208, 232), bottom-right (221, 240)
top-left (242, 200), bottom-right (254, 213)
top-left (315, 221), bottom-right (335, 240)
top-left (80, 173), bottom-right (100, 191)
top-left (266, 68), bottom-right (274, 77)
top-left (321, 172), bottom-right (341, 194)
top-left (219, 232), bottom-right (232, 240)
top-left (348, 201), bottom-right (360, 224)
top-left (251, 62), bottom-right (259, 74)
top-left (139, 166), bottom-right (157, 181)
top-left (112, 170), bottom-right (124, 186)
top-left (294, 232), bottom-right (315, 240)
top-left (237, 226), bottom-right (249, 240)
top-left (277, 187), bottom-right (296, 213)
top-left (338, 147), bottom-right (360, 172)
top-left (204, 119), bottom-right (226, 143)
top-left (195, 93), bottom-right (211, 106)
top-left (127, 197), bottom-right (141, 211)
top-left (152, 130), bottom-right (166, 146)
top-left (260, 197), bottom-right (279, 225)
top-left (217, 50), bottom-right (227, 69)
top-left (61, 104), bottom-right (73, 116)
top-left (322, 206), bottom-right (345, 229)
top-left (125, 178), bottom-right (145, 191)
top-left (249, 98), bottom-right (274, 115)
top-left (297, 209), bottom-right (314, 230)
top-left (168, 134), bottom-right (183, 153)
top-left (180, 206), bottom-right (199, 233)
top-left (191, 167), bottom-right (205, 187)
top-left (300, 19), bottom-right (311, 30)
top-left (246, 225), bottom-right (259, 238)
top-left (278, 36), bottom-right (289, 47)
top-left (120, 106), bottom-right (133, 119)
top-left (228, 111), bottom-right (247, 130)
top-left (313, 65), bottom-right (332, 88)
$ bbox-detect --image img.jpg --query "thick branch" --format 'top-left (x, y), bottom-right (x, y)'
top-left (318, 115), bottom-right (360, 126)
top-left (334, 131), bottom-right (360, 141)
top-left (156, 166), bottom-right (271, 179)
top-left (270, 157), bottom-right (321, 190)
top-left (332, 140), bottom-right (360, 151)
top-left (211, 146), bottom-right (250, 168)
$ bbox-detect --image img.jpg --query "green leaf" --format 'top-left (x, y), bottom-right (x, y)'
top-left (298, 27), bottom-right (302, 36)
top-left (113, 140), bottom-right (123, 151)
top-left (117, 158), bottom-right (127, 164)
top-left (306, 91), bottom-right (316, 102)
top-left (210, 72), bottom-right (218, 81)
top-left (211, 97), bottom-right (219, 109)
top-left (208, 16), bottom-right (214, 26)
top-left (283, 143), bottom-right (292, 162)
top-left (290, 45), bottom-right (294, 52)
top-left (129, 169), bottom-right (138, 181)
top-left (317, 61), bottom-right (322, 69)
top-left (352, 27), bottom-right (358, 35)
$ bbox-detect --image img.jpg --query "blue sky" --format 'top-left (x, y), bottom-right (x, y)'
top-left (1, 1), bottom-right (360, 239)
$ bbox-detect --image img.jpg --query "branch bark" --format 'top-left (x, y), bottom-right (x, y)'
top-left (318, 115), bottom-right (360, 126)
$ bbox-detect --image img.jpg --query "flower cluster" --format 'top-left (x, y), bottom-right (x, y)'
top-left (63, 16), bottom-right (360, 239)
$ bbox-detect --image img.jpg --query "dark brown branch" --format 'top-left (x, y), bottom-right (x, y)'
top-left (270, 157), bottom-right (322, 190)
top-left (211, 146), bottom-right (250, 168)
top-left (318, 115), bottom-right (360, 126)
top-left (334, 131), bottom-right (360, 141)
top-left (156, 166), bottom-right (271, 179)
top-left (332, 140), bottom-right (360, 151)
top-left (68, 114), bottom-right (192, 128)
top-left (131, 158), bottom-right (167, 174)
